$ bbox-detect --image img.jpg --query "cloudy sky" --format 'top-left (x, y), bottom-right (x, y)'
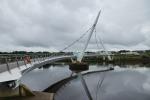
top-left (0, 0), bottom-right (150, 52)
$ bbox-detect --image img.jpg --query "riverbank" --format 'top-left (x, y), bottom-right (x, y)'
top-left (53, 54), bottom-right (150, 67)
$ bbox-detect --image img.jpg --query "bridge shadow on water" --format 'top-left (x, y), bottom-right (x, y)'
top-left (20, 63), bottom-right (150, 100)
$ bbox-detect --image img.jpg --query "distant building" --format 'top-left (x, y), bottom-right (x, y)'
top-left (96, 51), bottom-right (113, 55)
top-left (120, 51), bottom-right (140, 55)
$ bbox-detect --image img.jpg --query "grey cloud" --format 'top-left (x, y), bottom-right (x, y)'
top-left (0, 0), bottom-right (150, 51)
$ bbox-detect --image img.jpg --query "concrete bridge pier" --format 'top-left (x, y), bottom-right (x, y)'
top-left (0, 82), bottom-right (35, 97)
top-left (0, 82), bottom-right (54, 100)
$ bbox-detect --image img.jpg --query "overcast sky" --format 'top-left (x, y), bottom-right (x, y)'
top-left (0, 0), bottom-right (150, 52)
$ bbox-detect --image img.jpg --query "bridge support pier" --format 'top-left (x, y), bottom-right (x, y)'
top-left (0, 82), bottom-right (54, 100)
top-left (0, 82), bottom-right (34, 97)
top-left (19, 84), bottom-right (35, 97)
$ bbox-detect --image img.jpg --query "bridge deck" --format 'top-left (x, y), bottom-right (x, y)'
top-left (0, 55), bottom-right (100, 83)
top-left (0, 56), bottom-right (73, 82)
top-left (0, 61), bottom-right (24, 73)
top-left (0, 58), bottom-right (43, 73)
top-left (0, 54), bottom-right (102, 73)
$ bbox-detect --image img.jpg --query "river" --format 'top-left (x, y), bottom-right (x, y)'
top-left (21, 64), bottom-right (150, 100)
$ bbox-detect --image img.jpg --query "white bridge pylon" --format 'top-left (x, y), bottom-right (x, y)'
top-left (69, 10), bottom-right (101, 100)
top-left (77, 10), bottom-right (101, 62)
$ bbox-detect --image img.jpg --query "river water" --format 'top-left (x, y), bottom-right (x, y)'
top-left (21, 64), bottom-right (150, 100)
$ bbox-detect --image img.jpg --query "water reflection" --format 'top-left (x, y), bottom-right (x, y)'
top-left (21, 64), bottom-right (150, 100)
top-left (55, 65), bottom-right (150, 100)
top-left (21, 65), bottom-right (72, 91)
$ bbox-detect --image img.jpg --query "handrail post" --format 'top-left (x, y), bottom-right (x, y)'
top-left (37, 55), bottom-right (40, 63)
top-left (5, 58), bottom-right (11, 73)
top-left (29, 55), bottom-right (32, 65)
top-left (16, 56), bottom-right (20, 69)
top-left (33, 56), bottom-right (36, 62)
top-left (23, 56), bottom-right (27, 67)
top-left (42, 55), bottom-right (44, 61)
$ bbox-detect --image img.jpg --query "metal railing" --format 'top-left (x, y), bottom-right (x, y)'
top-left (0, 53), bottom-right (72, 73)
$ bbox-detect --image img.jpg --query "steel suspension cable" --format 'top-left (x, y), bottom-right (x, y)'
top-left (59, 27), bottom-right (92, 52)
top-left (94, 29), bottom-right (111, 60)
top-left (94, 29), bottom-right (101, 50)
top-left (49, 27), bottom-right (92, 58)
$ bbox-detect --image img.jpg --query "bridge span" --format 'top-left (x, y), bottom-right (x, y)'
top-left (0, 53), bottom-right (112, 83)
top-left (0, 55), bottom-right (76, 83)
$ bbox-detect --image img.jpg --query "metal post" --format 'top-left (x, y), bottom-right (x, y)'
top-left (23, 57), bottom-right (27, 67)
top-left (42, 55), bottom-right (44, 61)
top-left (37, 56), bottom-right (40, 63)
top-left (33, 56), bottom-right (36, 62)
top-left (5, 58), bottom-right (11, 73)
top-left (39, 55), bottom-right (41, 62)
top-left (15, 56), bottom-right (20, 69)
top-left (45, 54), bottom-right (47, 59)
top-left (29, 56), bottom-right (32, 65)
top-left (77, 72), bottom-right (93, 100)
top-left (43, 55), bottom-right (45, 61)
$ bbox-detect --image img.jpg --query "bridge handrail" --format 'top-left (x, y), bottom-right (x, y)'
top-left (0, 53), bottom-right (72, 73)
top-left (0, 53), bottom-right (108, 73)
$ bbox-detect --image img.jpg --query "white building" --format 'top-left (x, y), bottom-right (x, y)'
top-left (120, 51), bottom-right (139, 55)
